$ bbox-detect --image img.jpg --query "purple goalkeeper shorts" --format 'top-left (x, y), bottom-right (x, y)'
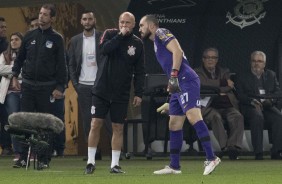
top-left (169, 77), bottom-right (201, 116)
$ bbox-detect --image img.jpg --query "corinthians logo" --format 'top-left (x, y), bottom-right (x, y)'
top-left (226, 0), bottom-right (267, 29)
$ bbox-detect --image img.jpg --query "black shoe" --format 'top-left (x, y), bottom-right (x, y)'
top-left (255, 152), bottom-right (264, 160)
top-left (110, 165), bottom-right (125, 174)
top-left (271, 152), bottom-right (282, 160)
top-left (13, 159), bottom-right (27, 168)
top-left (56, 150), bottom-right (64, 157)
top-left (186, 147), bottom-right (198, 156)
top-left (217, 147), bottom-right (227, 159)
top-left (37, 162), bottom-right (49, 170)
top-left (228, 147), bottom-right (239, 160)
top-left (85, 163), bottom-right (95, 174)
top-left (52, 150), bottom-right (64, 157)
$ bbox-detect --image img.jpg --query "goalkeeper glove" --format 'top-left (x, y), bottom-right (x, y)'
top-left (167, 69), bottom-right (181, 93)
top-left (156, 103), bottom-right (169, 114)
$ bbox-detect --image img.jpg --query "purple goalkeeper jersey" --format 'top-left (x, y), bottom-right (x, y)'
top-left (154, 28), bottom-right (201, 114)
top-left (153, 28), bottom-right (198, 81)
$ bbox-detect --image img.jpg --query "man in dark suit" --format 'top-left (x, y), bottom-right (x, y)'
top-left (236, 50), bottom-right (282, 160)
top-left (68, 10), bottom-right (102, 151)
top-left (195, 47), bottom-right (244, 160)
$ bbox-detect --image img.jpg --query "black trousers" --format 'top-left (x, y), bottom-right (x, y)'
top-left (242, 105), bottom-right (282, 154)
top-left (51, 98), bottom-right (65, 155)
top-left (20, 82), bottom-right (55, 163)
top-left (0, 104), bottom-right (11, 149)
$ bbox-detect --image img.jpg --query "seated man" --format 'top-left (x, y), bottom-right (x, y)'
top-left (236, 50), bottom-right (282, 160)
top-left (194, 47), bottom-right (244, 159)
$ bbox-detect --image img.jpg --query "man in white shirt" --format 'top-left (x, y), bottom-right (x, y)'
top-left (68, 10), bottom-right (102, 151)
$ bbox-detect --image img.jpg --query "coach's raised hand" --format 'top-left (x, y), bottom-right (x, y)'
top-left (167, 69), bottom-right (181, 93)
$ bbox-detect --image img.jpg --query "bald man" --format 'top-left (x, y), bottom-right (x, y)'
top-left (84, 12), bottom-right (145, 174)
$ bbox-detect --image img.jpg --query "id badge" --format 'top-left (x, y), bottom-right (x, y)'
top-left (259, 88), bottom-right (265, 102)
top-left (86, 53), bottom-right (96, 67)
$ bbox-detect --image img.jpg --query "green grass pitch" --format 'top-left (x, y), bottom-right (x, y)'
top-left (0, 156), bottom-right (281, 184)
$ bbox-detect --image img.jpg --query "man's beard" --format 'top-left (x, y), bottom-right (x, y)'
top-left (251, 67), bottom-right (264, 77)
top-left (141, 31), bottom-right (151, 40)
top-left (84, 25), bottom-right (95, 32)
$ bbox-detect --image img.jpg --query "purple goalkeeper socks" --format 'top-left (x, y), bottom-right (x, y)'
top-left (169, 130), bottom-right (183, 169)
top-left (193, 120), bottom-right (215, 160)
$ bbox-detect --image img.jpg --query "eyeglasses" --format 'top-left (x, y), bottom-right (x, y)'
top-left (203, 56), bottom-right (218, 60)
top-left (251, 60), bottom-right (265, 63)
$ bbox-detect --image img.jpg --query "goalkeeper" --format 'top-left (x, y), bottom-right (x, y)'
top-left (139, 15), bottom-right (220, 175)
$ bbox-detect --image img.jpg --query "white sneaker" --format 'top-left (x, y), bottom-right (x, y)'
top-left (203, 156), bottom-right (221, 175)
top-left (153, 166), bottom-right (182, 175)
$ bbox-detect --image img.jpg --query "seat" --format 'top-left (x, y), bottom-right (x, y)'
top-left (123, 74), bottom-right (169, 159)
top-left (123, 74), bottom-right (206, 158)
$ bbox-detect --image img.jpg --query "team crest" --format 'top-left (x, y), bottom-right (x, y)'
top-left (226, 0), bottom-right (267, 29)
top-left (156, 28), bottom-right (173, 41)
top-left (46, 40), bottom-right (53, 48)
top-left (127, 46), bottom-right (136, 56)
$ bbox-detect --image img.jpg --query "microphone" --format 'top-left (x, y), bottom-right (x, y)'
top-left (8, 112), bottom-right (64, 134)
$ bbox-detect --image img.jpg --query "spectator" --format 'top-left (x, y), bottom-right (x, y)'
top-left (194, 47), bottom-right (244, 160)
top-left (84, 12), bottom-right (145, 174)
top-left (11, 4), bottom-right (67, 169)
top-left (0, 17), bottom-right (8, 53)
top-left (0, 32), bottom-right (24, 160)
top-left (29, 17), bottom-right (39, 31)
top-left (236, 50), bottom-right (282, 160)
top-left (0, 16), bottom-right (12, 156)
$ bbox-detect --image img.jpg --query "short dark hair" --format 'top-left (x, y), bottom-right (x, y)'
top-left (143, 14), bottom-right (159, 27)
top-left (81, 10), bottom-right (96, 17)
top-left (28, 17), bottom-right (38, 25)
top-left (0, 16), bottom-right (5, 22)
top-left (42, 4), bottom-right (56, 17)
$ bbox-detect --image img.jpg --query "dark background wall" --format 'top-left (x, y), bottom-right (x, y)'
top-left (128, 0), bottom-right (282, 83)
top-left (2, 0), bottom-right (281, 81)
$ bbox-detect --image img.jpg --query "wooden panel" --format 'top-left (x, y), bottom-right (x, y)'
top-left (64, 82), bottom-right (79, 155)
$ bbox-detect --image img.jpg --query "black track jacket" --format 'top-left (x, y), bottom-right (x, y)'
top-left (12, 27), bottom-right (67, 92)
top-left (93, 29), bottom-right (145, 103)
